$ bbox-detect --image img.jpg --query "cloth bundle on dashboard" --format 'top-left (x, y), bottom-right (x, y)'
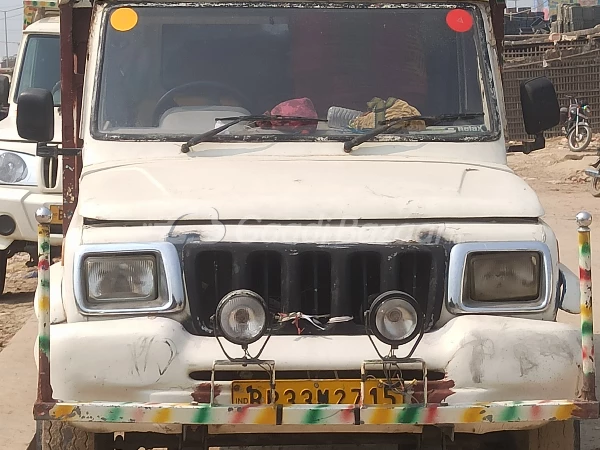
top-left (255, 97), bottom-right (319, 133)
top-left (350, 97), bottom-right (426, 131)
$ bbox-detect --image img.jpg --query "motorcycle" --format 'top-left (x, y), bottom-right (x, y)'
top-left (584, 154), bottom-right (600, 197)
top-left (560, 96), bottom-right (592, 152)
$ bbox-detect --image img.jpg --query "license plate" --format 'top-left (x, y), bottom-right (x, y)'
top-left (231, 379), bottom-right (404, 405)
top-left (49, 205), bottom-right (63, 225)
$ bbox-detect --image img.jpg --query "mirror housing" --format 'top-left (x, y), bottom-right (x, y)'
top-left (507, 77), bottom-right (560, 154)
top-left (521, 76), bottom-right (560, 136)
top-left (0, 75), bottom-right (9, 106)
top-left (16, 88), bottom-right (54, 142)
top-left (557, 263), bottom-right (580, 314)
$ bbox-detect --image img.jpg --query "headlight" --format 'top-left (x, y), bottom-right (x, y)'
top-left (215, 290), bottom-right (268, 346)
top-left (466, 252), bottom-right (540, 301)
top-left (368, 291), bottom-right (423, 346)
top-left (0, 150), bottom-right (37, 185)
top-left (85, 255), bottom-right (157, 301)
top-left (73, 242), bottom-right (184, 315)
top-left (448, 241), bottom-right (553, 314)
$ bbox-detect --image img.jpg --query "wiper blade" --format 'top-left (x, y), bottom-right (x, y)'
top-left (181, 114), bottom-right (327, 153)
top-left (343, 113), bottom-right (485, 153)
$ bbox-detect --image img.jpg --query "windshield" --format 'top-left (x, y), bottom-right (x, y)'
top-left (14, 34), bottom-right (60, 106)
top-left (95, 4), bottom-right (497, 142)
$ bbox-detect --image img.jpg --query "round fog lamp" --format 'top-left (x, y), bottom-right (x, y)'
top-left (369, 291), bottom-right (423, 346)
top-left (216, 290), bottom-right (268, 345)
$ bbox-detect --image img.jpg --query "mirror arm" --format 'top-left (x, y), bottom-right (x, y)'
top-left (36, 142), bottom-right (81, 158)
top-left (507, 133), bottom-right (545, 154)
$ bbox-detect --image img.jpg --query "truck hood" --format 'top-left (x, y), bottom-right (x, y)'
top-left (78, 157), bottom-right (544, 222)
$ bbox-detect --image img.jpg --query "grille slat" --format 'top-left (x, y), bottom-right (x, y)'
top-left (312, 252), bottom-right (319, 314)
top-left (186, 243), bottom-right (446, 336)
top-left (281, 253), bottom-right (300, 313)
top-left (331, 252), bottom-right (349, 318)
top-left (231, 252), bottom-right (247, 290)
top-left (380, 251), bottom-right (399, 293)
top-left (248, 251), bottom-right (282, 312)
top-left (42, 156), bottom-right (59, 189)
top-left (299, 251), bottom-right (331, 316)
top-left (412, 253), bottom-right (418, 298)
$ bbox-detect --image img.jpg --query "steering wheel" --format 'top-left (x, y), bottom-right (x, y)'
top-left (50, 81), bottom-right (61, 105)
top-left (152, 80), bottom-right (253, 125)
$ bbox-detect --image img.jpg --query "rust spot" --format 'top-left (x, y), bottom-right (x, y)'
top-left (572, 401), bottom-right (600, 419)
top-left (33, 401), bottom-right (55, 419)
top-left (37, 352), bottom-right (54, 404)
top-left (581, 373), bottom-right (597, 402)
top-left (192, 382), bottom-right (222, 403)
top-left (410, 379), bottom-right (455, 404)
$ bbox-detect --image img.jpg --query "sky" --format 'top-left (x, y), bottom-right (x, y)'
top-left (1, 1), bottom-right (25, 61)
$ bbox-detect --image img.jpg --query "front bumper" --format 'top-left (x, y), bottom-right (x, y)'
top-left (0, 186), bottom-right (62, 248)
top-left (37, 315), bottom-right (599, 429)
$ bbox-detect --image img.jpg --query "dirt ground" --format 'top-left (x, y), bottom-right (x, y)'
top-left (0, 253), bottom-right (38, 351)
top-left (508, 135), bottom-right (600, 192)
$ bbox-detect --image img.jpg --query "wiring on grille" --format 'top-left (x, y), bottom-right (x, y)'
top-left (275, 312), bottom-right (354, 334)
top-left (364, 362), bottom-right (421, 404)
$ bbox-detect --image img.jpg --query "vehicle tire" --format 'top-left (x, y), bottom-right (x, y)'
top-left (590, 177), bottom-right (600, 197)
top-left (568, 124), bottom-right (592, 152)
top-left (38, 421), bottom-right (114, 450)
top-left (0, 249), bottom-right (8, 295)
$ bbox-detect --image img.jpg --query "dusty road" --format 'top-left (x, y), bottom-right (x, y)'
top-left (1, 136), bottom-right (600, 448)
top-left (0, 253), bottom-right (38, 351)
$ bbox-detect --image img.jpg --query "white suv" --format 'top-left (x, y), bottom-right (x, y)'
top-left (0, 17), bottom-right (62, 293)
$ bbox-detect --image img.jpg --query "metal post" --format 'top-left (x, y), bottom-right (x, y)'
top-left (36, 207), bottom-right (53, 403)
top-left (3, 12), bottom-right (8, 65)
top-left (577, 211), bottom-right (596, 402)
top-left (60, 2), bottom-right (80, 235)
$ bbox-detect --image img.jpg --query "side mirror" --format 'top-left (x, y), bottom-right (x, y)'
top-left (0, 75), bottom-right (9, 106)
top-left (521, 76), bottom-right (560, 135)
top-left (16, 88), bottom-right (54, 142)
top-left (557, 264), bottom-right (580, 314)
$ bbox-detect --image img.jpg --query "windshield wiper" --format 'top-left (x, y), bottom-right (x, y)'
top-left (181, 115), bottom-right (327, 153)
top-left (342, 113), bottom-right (485, 153)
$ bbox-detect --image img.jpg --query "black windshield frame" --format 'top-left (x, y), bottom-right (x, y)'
top-left (90, 1), bottom-right (501, 144)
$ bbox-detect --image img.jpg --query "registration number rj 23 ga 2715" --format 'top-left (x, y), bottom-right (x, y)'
top-left (231, 379), bottom-right (405, 405)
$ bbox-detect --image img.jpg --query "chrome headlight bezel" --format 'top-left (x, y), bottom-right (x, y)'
top-left (0, 150), bottom-right (38, 186)
top-left (73, 242), bottom-right (185, 315)
top-left (447, 241), bottom-right (553, 314)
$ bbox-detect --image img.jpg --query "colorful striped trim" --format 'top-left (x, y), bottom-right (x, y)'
top-left (36, 221), bottom-right (53, 403)
top-left (578, 226), bottom-right (596, 401)
top-left (38, 400), bottom-right (599, 425)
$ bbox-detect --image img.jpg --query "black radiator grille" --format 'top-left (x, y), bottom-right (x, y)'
top-left (183, 243), bottom-right (447, 336)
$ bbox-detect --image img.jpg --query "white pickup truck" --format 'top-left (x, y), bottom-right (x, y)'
top-left (0, 4), bottom-right (62, 293)
top-left (15, 0), bottom-right (600, 449)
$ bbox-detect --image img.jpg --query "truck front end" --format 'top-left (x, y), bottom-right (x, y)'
top-left (0, 1), bottom-right (62, 293)
top-left (18, 0), bottom-right (598, 449)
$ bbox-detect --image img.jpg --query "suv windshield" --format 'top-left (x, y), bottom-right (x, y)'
top-left (95, 4), bottom-right (496, 142)
top-left (14, 34), bottom-right (60, 106)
